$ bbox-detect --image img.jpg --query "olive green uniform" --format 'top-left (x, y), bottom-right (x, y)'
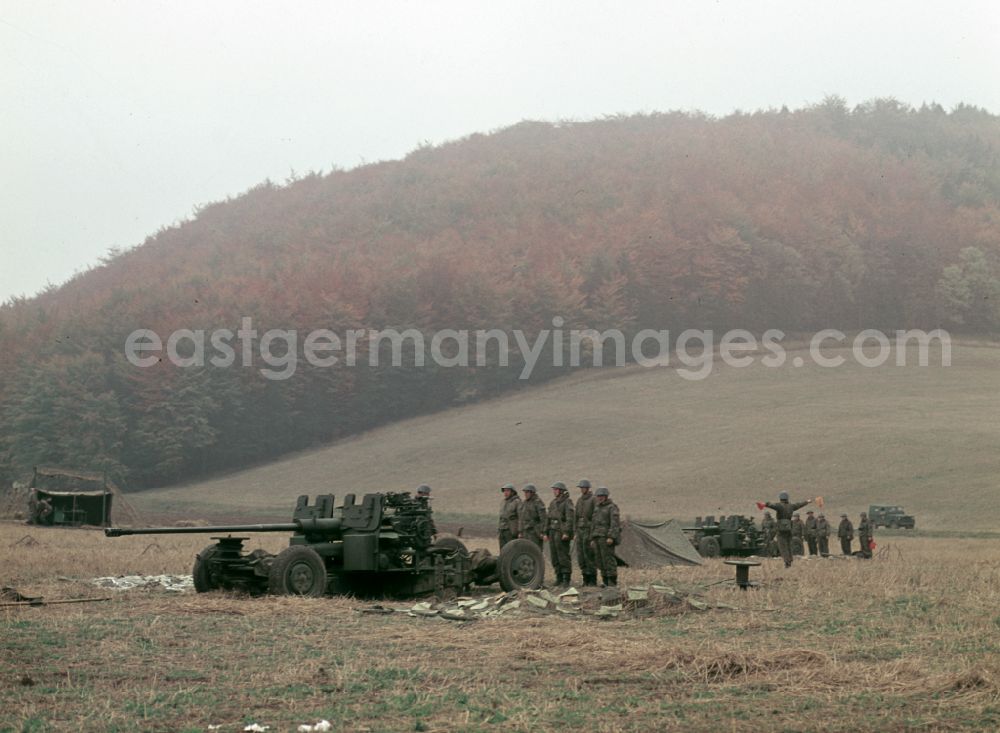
top-left (589, 500), bottom-right (621, 585)
top-left (518, 494), bottom-right (547, 549)
top-left (791, 517), bottom-right (805, 556)
top-left (815, 516), bottom-right (831, 556)
top-left (858, 515), bottom-right (873, 559)
top-left (547, 493), bottom-right (575, 584)
top-left (574, 491), bottom-right (597, 585)
top-left (764, 499), bottom-right (810, 567)
top-left (838, 517), bottom-right (854, 555)
top-left (498, 494), bottom-right (521, 549)
top-left (761, 513), bottom-right (777, 557)
top-left (805, 513), bottom-right (818, 556)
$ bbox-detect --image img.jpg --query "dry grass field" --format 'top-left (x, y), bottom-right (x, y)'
top-left (3, 522), bottom-right (1000, 732)
top-left (128, 343), bottom-right (999, 530)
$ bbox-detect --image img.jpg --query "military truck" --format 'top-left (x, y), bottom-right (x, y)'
top-left (106, 491), bottom-right (545, 598)
top-left (684, 515), bottom-right (764, 558)
top-left (868, 504), bottom-right (915, 529)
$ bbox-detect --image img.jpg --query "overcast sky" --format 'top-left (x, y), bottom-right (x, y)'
top-left (2, 0), bottom-right (998, 303)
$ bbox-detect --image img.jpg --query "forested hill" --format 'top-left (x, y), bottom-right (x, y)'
top-left (2, 99), bottom-right (999, 489)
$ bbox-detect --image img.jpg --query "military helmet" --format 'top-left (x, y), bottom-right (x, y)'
top-left (778, 491), bottom-right (790, 501)
top-left (416, 484), bottom-right (431, 496)
top-left (523, 484), bottom-right (537, 493)
top-left (841, 513), bottom-right (848, 518)
top-left (806, 510), bottom-right (814, 515)
top-left (594, 487), bottom-right (610, 497)
top-left (551, 481), bottom-right (567, 491)
top-left (818, 514), bottom-right (825, 518)
top-left (501, 483), bottom-right (515, 491)
top-left (577, 479), bottom-right (591, 489)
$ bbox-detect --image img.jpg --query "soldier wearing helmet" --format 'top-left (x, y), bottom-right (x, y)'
top-left (858, 512), bottom-right (873, 559)
top-left (804, 510), bottom-right (819, 556)
top-left (497, 483), bottom-right (521, 550)
top-left (574, 479), bottom-right (598, 586)
top-left (589, 487), bottom-right (621, 587)
top-left (760, 511), bottom-right (777, 557)
top-left (517, 484), bottom-right (547, 550)
top-left (760, 491), bottom-right (813, 568)
top-left (838, 513), bottom-right (854, 555)
top-left (791, 513), bottom-right (806, 557)
top-left (815, 513), bottom-right (831, 556)
top-left (414, 485), bottom-right (436, 538)
top-left (547, 482), bottom-right (575, 586)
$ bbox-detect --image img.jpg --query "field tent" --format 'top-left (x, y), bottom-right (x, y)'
top-left (615, 518), bottom-right (704, 567)
top-left (26, 467), bottom-right (141, 527)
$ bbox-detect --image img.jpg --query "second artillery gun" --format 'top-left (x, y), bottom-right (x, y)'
top-left (106, 491), bottom-right (545, 598)
top-left (684, 515), bottom-right (764, 558)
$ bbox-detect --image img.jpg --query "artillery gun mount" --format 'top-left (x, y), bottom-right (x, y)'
top-left (683, 514), bottom-right (765, 558)
top-left (105, 492), bottom-right (544, 598)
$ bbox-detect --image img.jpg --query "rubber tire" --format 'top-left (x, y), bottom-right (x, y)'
top-left (268, 546), bottom-right (327, 597)
top-left (699, 536), bottom-right (721, 558)
top-left (432, 535), bottom-right (469, 555)
top-left (497, 538), bottom-right (545, 591)
top-left (192, 543), bottom-right (222, 593)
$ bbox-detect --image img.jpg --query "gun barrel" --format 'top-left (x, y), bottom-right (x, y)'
top-left (104, 517), bottom-right (344, 537)
top-left (105, 523), bottom-right (300, 537)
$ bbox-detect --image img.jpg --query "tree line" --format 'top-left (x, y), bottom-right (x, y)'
top-left (2, 98), bottom-right (998, 488)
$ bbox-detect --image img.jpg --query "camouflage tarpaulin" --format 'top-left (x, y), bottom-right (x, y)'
top-left (615, 518), bottom-right (704, 567)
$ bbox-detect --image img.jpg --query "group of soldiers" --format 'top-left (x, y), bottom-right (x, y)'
top-left (759, 492), bottom-right (874, 567)
top-left (498, 479), bottom-right (621, 587)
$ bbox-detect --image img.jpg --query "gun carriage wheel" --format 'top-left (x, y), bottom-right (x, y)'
top-left (192, 543), bottom-right (223, 592)
top-left (497, 538), bottom-right (545, 591)
top-left (698, 536), bottom-right (720, 558)
top-left (268, 546), bottom-right (327, 596)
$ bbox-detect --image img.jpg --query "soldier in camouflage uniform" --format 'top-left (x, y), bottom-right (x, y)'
top-left (761, 491), bottom-right (812, 567)
top-left (517, 484), bottom-right (547, 550)
top-left (574, 479), bottom-right (598, 586)
top-left (838, 513), bottom-right (854, 555)
top-left (589, 487), bottom-right (621, 586)
top-left (547, 482), bottom-right (575, 586)
top-left (497, 483), bottom-right (521, 549)
top-left (804, 510), bottom-right (819, 556)
top-left (760, 511), bottom-right (777, 557)
top-left (858, 512), bottom-right (873, 559)
top-left (815, 513), bottom-right (831, 556)
top-left (791, 513), bottom-right (805, 556)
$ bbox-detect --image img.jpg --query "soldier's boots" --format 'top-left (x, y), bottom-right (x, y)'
top-left (582, 573), bottom-right (598, 587)
top-left (602, 576), bottom-right (617, 587)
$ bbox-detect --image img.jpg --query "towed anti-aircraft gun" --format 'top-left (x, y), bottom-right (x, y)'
top-left (683, 515), bottom-right (764, 558)
top-left (105, 492), bottom-right (545, 597)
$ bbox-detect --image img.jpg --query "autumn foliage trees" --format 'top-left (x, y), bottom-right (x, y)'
top-left (2, 99), bottom-right (999, 488)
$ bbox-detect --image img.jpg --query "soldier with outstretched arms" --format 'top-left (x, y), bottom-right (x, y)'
top-left (757, 491), bottom-right (813, 568)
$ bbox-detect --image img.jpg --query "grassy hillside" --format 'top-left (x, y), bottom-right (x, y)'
top-left (131, 343), bottom-right (999, 529)
top-left (5, 102), bottom-right (1000, 490)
